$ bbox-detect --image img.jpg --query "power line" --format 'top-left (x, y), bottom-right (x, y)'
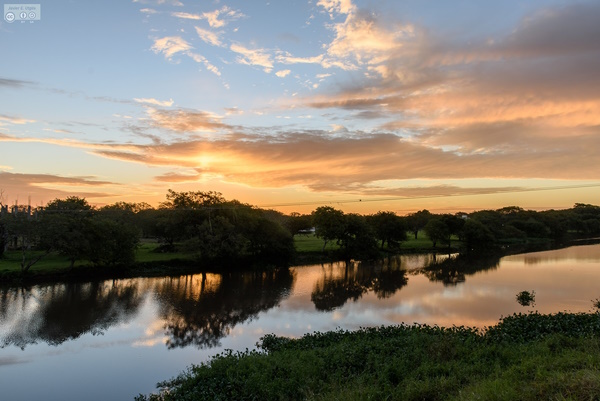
top-left (257, 183), bottom-right (600, 209)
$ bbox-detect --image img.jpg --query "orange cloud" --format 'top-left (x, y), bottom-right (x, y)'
top-left (0, 172), bottom-right (117, 204)
top-left (146, 108), bottom-right (228, 133)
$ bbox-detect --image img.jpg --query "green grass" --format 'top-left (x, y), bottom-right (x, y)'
top-left (136, 312), bottom-right (600, 401)
top-left (133, 242), bottom-right (192, 263)
top-left (293, 234), bottom-right (340, 252)
top-left (293, 232), bottom-right (459, 253)
top-left (0, 233), bottom-right (454, 280)
top-left (0, 250), bottom-right (78, 274)
top-left (0, 242), bottom-right (192, 278)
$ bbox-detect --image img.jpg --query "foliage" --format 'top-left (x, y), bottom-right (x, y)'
top-left (3, 190), bottom-right (600, 277)
top-left (312, 206), bottom-right (346, 252)
top-left (461, 219), bottom-right (496, 253)
top-left (406, 209), bottom-right (432, 240)
top-left (136, 312), bottom-right (600, 401)
top-left (367, 211), bottom-right (407, 250)
top-left (285, 212), bottom-right (313, 236)
top-left (424, 218), bottom-right (450, 248)
top-left (85, 217), bottom-right (140, 266)
top-left (337, 213), bottom-right (379, 260)
top-left (516, 290), bottom-right (536, 307)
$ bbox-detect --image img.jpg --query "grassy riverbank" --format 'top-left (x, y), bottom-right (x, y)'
top-left (137, 312), bottom-right (600, 401)
top-left (0, 233), bottom-right (449, 283)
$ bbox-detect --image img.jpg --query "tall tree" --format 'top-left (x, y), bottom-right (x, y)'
top-left (406, 210), bottom-right (432, 240)
top-left (367, 211), bottom-right (407, 250)
top-left (423, 218), bottom-right (450, 248)
top-left (312, 206), bottom-right (346, 252)
top-left (42, 197), bottom-right (94, 269)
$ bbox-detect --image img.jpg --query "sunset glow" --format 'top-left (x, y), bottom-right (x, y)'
top-left (1, 0), bottom-right (599, 214)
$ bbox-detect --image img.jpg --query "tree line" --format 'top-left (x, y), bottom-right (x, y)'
top-left (1, 189), bottom-right (600, 273)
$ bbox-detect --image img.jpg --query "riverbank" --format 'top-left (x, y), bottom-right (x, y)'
top-left (136, 311), bottom-right (600, 401)
top-left (0, 234), bottom-right (452, 285)
top-left (1, 234), bottom-right (591, 286)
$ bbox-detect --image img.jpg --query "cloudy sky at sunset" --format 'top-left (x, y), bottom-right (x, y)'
top-left (1, 0), bottom-right (599, 214)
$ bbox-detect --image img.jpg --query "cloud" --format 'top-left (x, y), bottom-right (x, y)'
top-left (146, 107), bottom-right (228, 133)
top-left (293, 1), bottom-right (600, 160)
top-left (317, 0), bottom-right (356, 16)
top-left (86, 129), bottom-right (600, 197)
top-left (0, 114), bottom-right (35, 125)
top-left (325, 10), bottom-right (414, 67)
top-left (0, 77), bottom-right (35, 88)
top-left (140, 8), bottom-right (158, 14)
top-left (134, 97), bottom-right (174, 107)
top-left (132, 0), bottom-right (183, 6)
top-left (276, 69), bottom-right (291, 78)
top-left (150, 36), bottom-right (221, 75)
top-left (0, 172), bottom-right (117, 205)
top-left (151, 36), bottom-right (192, 59)
top-left (187, 52), bottom-right (222, 76)
top-left (195, 26), bottom-right (223, 47)
top-left (230, 43), bottom-right (273, 73)
top-left (171, 11), bottom-right (201, 20)
top-left (201, 6), bottom-right (245, 28)
top-left (154, 171), bottom-right (203, 182)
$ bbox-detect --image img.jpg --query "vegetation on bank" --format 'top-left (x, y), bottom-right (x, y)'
top-left (136, 311), bottom-right (600, 401)
top-left (1, 189), bottom-right (600, 282)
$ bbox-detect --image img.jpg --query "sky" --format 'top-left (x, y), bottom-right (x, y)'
top-left (1, 0), bottom-right (599, 215)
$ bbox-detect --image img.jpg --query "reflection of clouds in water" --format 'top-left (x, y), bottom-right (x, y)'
top-left (0, 355), bottom-right (31, 366)
top-left (332, 310), bottom-right (346, 321)
top-left (132, 337), bottom-right (168, 348)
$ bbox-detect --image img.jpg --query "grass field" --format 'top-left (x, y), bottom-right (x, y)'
top-left (0, 232), bottom-right (453, 278)
top-left (0, 241), bottom-right (193, 276)
top-left (293, 232), bottom-right (459, 252)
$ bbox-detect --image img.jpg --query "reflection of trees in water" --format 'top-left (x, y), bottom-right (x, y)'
top-left (420, 253), bottom-right (501, 286)
top-left (0, 269), bottom-right (295, 351)
top-left (0, 280), bottom-right (144, 349)
top-left (311, 259), bottom-right (409, 311)
top-left (156, 269), bottom-right (295, 349)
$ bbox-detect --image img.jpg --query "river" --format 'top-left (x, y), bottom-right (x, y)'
top-left (1, 244), bottom-right (600, 400)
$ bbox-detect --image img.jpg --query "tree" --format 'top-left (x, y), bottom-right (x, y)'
top-left (367, 211), bottom-right (407, 250)
top-left (0, 215), bottom-right (6, 259)
top-left (182, 215), bottom-right (246, 262)
top-left (461, 219), bottom-right (496, 253)
top-left (312, 206), bottom-right (346, 252)
top-left (4, 205), bottom-right (50, 272)
top-left (0, 201), bottom-right (7, 259)
top-left (285, 212), bottom-right (313, 236)
top-left (42, 197), bottom-right (94, 269)
top-left (245, 216), bottom-right (295, 266)
top-left (424, 218), bottom-right (450, 248)
top-left (338, 213), bottom-right (379, 260)
top-left (440, 213), bottom-right (465, 249)
top-left (406, 210), bottom-right (432, 239)
top-left (85, 216), bottom-right (140, 266)
top-left (161, 189), bottom-right (225, 209)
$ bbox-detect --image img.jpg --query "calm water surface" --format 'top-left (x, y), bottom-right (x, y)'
top-left (2, 244), bottom-right (600, 400)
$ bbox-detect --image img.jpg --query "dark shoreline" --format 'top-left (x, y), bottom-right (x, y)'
top-left (2, 237), bottom-right (599, 287)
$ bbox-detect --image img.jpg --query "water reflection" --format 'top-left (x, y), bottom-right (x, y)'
top-left (0, 269), bottom-right (295, 350)
top-left (156, 269), bottom-right (295, 348)
top-left (421, 253), bottom-right (501, 286)
top-left (1, 245), bottom-right (599, 354)
top-left (0, 280), bottom-right (144, 349)
top-left (311, 258), bottom-right (409, 311)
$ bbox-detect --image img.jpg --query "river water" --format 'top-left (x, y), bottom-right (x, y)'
top-left (1, 244), bottom-right (600, 400)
